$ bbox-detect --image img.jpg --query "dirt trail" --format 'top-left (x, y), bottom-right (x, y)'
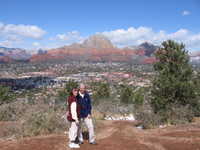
top-left (0, 121), bottom-right (200, 150)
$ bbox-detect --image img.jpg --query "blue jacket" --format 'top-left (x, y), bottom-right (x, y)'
top-left (77, 92), bottom-right (92, 118)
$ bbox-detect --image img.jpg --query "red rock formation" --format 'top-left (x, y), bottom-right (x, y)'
top-left (30, 47), bottom-right (136, 63)
top-left (30, 35), bottom-right (157, 63)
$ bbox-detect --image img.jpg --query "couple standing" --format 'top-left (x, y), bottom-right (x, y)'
top-left (67, 83), bottom-right (96, 148)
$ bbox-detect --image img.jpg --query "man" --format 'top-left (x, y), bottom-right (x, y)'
top-left (77, 83), bottom-right (96, 145)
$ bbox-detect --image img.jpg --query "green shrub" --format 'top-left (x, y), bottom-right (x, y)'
top-left (91, 82), bottom-right (110, 103)
top-left (0, 85), bottom-right (15, 105)
top-left (135, 104), bottom-right (195, 129)
top-left (132, 87), bottom-right (148, 106)
top-left (135, 105), bottom-right (162, 129)
top-left (119, 85), bottom-right (147, 105)
top-left (120, 85), bottom-right (134, 104)
top-left (0, 104), bottom-right (16, 121)
top-left (161, 105), bottom-right (194, 125)
top-left (0, 101), bottom-right (27, 121)
top-left (56, 90), bottom-right (68, 104)
top-left (22, 109), bottom-right (67, 137)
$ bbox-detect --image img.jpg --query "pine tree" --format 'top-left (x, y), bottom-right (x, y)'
top-left (151, 40), bottom-right (197, 113)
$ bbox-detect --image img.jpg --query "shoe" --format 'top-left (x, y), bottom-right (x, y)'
top-left (68, 142), bottom-right (80, 148)
top-left (74, 138), bottom-right (83, 145)
top-left (89, 141), bottom-right (97, 145)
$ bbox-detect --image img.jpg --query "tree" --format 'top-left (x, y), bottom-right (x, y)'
top-left (91, 82), bottom-right (110, 101)
top-left (120, 85), bottom-right (147, 105)
top-left (151, 40), bottom-right (197, 113)
top-left (0, 85), bottom-right (14, 105)
top-left (132, 87), bottom-right (147, 106)
top-left (120, 85), bottom-right (134, 104)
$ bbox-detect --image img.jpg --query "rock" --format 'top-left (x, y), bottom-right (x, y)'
top-left (92, 110), bottom-right (105, 120)
top-left (193, 117), bottom-right (200, 123)
top-left (82, 34), bottom-right (114, 49)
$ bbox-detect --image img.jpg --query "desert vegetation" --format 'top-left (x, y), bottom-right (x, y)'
top-left (0, 40), bottom-right (200, 141)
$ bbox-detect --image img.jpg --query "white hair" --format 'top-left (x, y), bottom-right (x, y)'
top-left (79, 83), bottom-right (85, 89)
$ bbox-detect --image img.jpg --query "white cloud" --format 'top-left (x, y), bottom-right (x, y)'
top-left (50, 31), bottom-right (84, 43)
top-left (0, 22), bottom-right (46, 48)
top-left (101, 27), bottom-right (200, 50)
top-left (0, 40), bottom-right (13, 47)
top-left (0, 22), bottom-right (46, 39)
top-left (182, 10), bottom-right (191, 16)
top-left (0, 36), bottom-right (23, 47)
top-left (101, 27), bottom-right (154, 46)
top-left (32, 42), bottom-right (40, 47)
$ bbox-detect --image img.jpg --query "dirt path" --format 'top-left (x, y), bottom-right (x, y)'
top-left (0, 121), bottom-right (200, 150)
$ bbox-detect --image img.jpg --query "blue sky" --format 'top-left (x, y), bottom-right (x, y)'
top-left (0, 0), bottom-right (199, 51)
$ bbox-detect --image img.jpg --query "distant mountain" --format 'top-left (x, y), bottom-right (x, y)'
top-left (37, 49), bottom-right (47, 55)
top-left (138, 42), bottom-right (158, 56)
top-left (30, 35), bottom-right (137, 63)
top-left (0, 46), bottom-right (31, 62)
top-left (30, 36), bottom-right (160, 63)
top-left (0, 47), bottom-right (20, 51)
top-left (126, 42), bottom-right (158, 57)
top-left (0, 35), bottom-right (160, 64)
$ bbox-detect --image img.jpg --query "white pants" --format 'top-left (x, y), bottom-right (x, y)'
top-left (78, 117), bottom-right (95, 143)
top-left (68, 122), bottom-right (78, 142)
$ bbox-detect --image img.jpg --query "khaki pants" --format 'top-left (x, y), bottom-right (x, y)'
top-left (78, 117), bottom-right (95, 143)
top-left (69, 122), bottom-right (78, 142)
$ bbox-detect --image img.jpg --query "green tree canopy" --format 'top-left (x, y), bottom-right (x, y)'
top-left (151, 40), bottom-right (197, 113)
top-left (91, 82), bottom-right (110, 100)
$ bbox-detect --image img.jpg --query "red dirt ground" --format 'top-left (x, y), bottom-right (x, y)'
top-left (0, 121), bottom-right (200, 150)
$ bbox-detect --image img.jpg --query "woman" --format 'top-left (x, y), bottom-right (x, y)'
top-left (67, 88), bottom-right (81, 149)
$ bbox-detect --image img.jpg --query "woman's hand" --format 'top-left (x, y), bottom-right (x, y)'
top-left (75, 120), bottom-right (79, 125)
top-left (87, 114), bottom-right (92, 119)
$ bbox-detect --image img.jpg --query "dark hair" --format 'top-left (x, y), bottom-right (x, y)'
top-left (70, 88), bottom-right (78, 96)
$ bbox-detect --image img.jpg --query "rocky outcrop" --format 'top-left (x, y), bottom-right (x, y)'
top-left (82, 34), bottom-right (114, 49)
